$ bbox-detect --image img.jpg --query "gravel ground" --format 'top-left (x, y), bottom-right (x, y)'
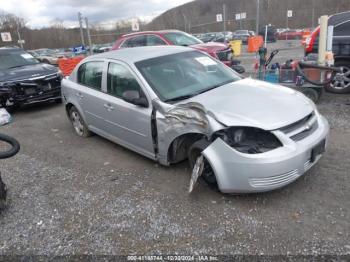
top-left (0, 41), bottom-right (349, 258)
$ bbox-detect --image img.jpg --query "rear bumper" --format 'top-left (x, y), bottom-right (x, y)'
top-left (202, 115), bottom-right (330, 193)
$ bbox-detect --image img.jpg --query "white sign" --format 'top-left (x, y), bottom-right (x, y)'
top-left (241, 12), bottom-right (246, 19)
top-left (216, 14), bottom-right (223, 22)
top-left (18, 39), bottom-right (25, 44)
top-left (131, 20), bottom-right (140, 31)
top-left (235, 13), bottom-right (241, 20)
top-left (1, 32), bottom-right (12, 42)
top-left (287, 10), bottom-right (293, 18)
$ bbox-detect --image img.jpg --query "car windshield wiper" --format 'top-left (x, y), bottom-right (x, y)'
top-left (7, 64), bottom-right (35, 69)
top-left (164, 80), bottom-right (235, 103)
top-left (164, 94), bottom-right (197, 103)
top-left (196, 80), bottom-right (235, 95)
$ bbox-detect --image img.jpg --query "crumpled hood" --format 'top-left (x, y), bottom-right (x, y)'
top-left (188, 78), bottom-right (315, 130)
top-left (0, 63), bottom-right (58, 82)
top-left (190, 42), bottom-right (229, 53)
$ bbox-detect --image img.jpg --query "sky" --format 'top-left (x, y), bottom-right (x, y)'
top-left (0, 0), bottom-right (193, 28)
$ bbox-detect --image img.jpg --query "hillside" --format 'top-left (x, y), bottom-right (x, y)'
top-left (147, 0), bottom-right (350, 33)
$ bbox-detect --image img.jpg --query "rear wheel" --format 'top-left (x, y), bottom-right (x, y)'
top-left (325, 61), bottom-right (350, 93)
top-left (188, 140), bottom-right (218, 188)
top-left (69, 106), bottom-right (91, 137)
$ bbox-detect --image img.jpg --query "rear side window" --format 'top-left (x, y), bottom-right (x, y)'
top-left (334, 21), bottom-right (350, 36)
top-left (77, 61), bottom-right (104, 90)
top-left (121, 35), bottom-right (147, 48)
top-left (107, 63), bottom-right (142, 98)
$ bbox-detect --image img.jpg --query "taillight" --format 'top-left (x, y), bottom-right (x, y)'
top-left (305, 26), bottom-right (320, 53)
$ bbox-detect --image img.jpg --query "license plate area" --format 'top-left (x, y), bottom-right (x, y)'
top-left (24, 87), bottom-right (37, 95)
top-left (311, 139), bottom-right (326, 162)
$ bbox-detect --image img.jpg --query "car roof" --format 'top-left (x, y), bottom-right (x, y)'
top-left (87, 46), bottom-right (194, 63)
top-left (122, 29), bottom-right (182, 38)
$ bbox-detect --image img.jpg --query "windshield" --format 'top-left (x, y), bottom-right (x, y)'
top-left (163, 32), bottom-right (203, 46)
top-left (135, 51), bottom-right (241, 102)
top-left (0, 50), bottom-right (39, 70)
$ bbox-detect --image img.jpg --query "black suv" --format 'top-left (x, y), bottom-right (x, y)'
top-left (305, 11), bottom-right (350, 93)
top-left (0, 47), bottom-right (62, 109)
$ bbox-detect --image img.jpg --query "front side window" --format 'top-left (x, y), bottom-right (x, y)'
top-left (107, 63), bottom-right (142, 98)
top-left (135, 51), bottom-right (241, 102)
top-left (77, 61), bottom-right (104, 90)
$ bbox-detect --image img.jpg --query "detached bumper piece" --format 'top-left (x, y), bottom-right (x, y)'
top-left (2, 73), bottom-right (62, 107)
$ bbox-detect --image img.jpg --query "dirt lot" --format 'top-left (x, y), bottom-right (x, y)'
top-left (0, 41), bottom-right (349, 258)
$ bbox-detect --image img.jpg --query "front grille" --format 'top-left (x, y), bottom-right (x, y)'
top-left (279, 111), bottom-right (319, 141)
top-left (249, 169), bottom-right (299, 188)
top-left (290, 120), bottom-right (319, 141)
top-left (15, 74), bottom-right (61, 95)
top-left (216, 48), bottom-right (232, 61)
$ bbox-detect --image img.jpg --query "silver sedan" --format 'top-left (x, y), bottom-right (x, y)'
top-left (61, 46), bottom-right (329, 193)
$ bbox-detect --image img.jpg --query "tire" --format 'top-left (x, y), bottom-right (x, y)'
top-left (0, 133), bottom-right (20, 159)
top-left (69, 106), bottom-right (91, 137)
top-left (325, 60), bottom-right (350, 94)
top-left (188, 140), bottom-right (217, 187)
top-left (43, 59), bottom-right (50, 64)
top-left (0, 174), bottom-right (6, 211)
top-left (301, 88), bottom-right (319, 103)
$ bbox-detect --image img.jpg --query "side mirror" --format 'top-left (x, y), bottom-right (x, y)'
top-left (122, 90), bottom-right (148, 108)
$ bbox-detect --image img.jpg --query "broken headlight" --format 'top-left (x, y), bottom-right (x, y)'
top-left (213, 127), bottom-right (282, 154)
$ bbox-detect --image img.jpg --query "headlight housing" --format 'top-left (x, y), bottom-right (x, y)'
top-left (213, 127), bottom-right (282, 154)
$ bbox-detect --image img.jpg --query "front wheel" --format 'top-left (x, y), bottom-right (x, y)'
top-left (69, 106), bottom-right (91, 137)
top-left (325, 61), bottom-right (350, 93)
top-left (188, 140), bottom-right (217, 188)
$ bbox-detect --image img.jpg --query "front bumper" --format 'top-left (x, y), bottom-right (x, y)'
top-left (202, 115), bottom-right (330, 193)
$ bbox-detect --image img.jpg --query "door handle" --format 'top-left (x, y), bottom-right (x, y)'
top-left (103, 103), bottom-right (114, 111)
top-left (76, 93), bottom-right (84, 99)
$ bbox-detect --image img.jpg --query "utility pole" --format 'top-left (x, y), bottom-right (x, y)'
top-left (182, 13), bottom-right (187, 32)
top-left (223, 4), bottom-right (227, 32)
top-left (78, 12), bottom-right (85, 47)
top-left (85, 17), bottom-right (93, 55)
top-left (16, 19), bottom-right (23, 49)
top-left (256, 0), bottom-right (260, 34)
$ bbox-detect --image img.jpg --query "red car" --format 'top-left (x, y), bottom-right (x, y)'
top-left (112, 30), bottom-right (235, 68)
top-left (277, 30), bottom-right (303, 40)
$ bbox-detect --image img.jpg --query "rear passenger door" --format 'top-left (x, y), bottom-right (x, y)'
top-left (76, 61), bottom-right (106, 129)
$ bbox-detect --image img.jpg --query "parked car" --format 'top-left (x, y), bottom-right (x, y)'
top-left (232, 30), bottom-right (251, 44)
top-left (259, 25), bottom-right (277, 42)
top-left (278, 30), bottom-right (303, 40)
top-left (93, 43), bottom-right (113, 53)
top-left (112, 30), bottom-right (236, 70)
top-left (0, 47), bottom-right (62, 109)
top-left (305, 11), bottom-right (350, 93)
top-left (62, 46), bottom-right (329, 193)
top-left (28, 48), bottom-right (64, 65)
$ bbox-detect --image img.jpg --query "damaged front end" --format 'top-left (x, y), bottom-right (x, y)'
top-left (0, 73), bottom-right (62, 108)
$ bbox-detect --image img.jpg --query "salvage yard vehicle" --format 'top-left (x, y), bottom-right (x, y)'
top-left (112, 30), bottom-right (238, 71)
top-left (62, 46), bottom-right (329, 193)
top-left (28, 48), bottom-right (64, 65)
top-left (0, 47), bottom-right (62, 109)
top-left (305, 11), bottom-right (350, 93)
